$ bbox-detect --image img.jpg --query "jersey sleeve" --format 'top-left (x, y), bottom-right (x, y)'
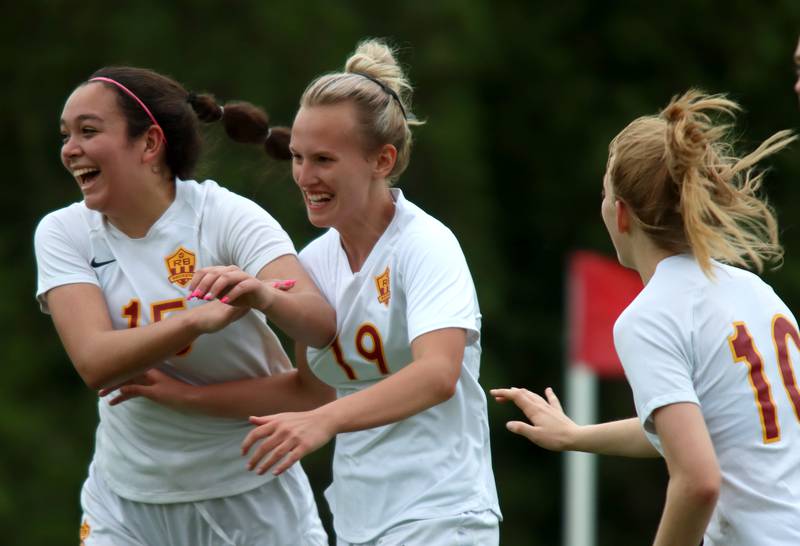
top-left (206, 186), bottom-right (297, 277)
top-left (34, 210), bottom-right (98, 313)
top-left (400, 224), bottom-right (480, 344)
top-left (614, 307), bottom-right (700, 452)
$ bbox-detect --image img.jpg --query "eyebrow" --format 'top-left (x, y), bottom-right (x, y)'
top-left (59, 113), bottom-right (104, 126)
top-left (289, 147), bottom-right (336, 156)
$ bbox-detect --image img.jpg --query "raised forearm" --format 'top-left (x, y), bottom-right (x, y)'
top-left (319, 355), bottom-right (456, 434)
top-left (63, 312), bottom-right (203, 390)
top-left (262, 291), bottom-right (336, 348)
top-left (177, 371), bottom-right (334, 419)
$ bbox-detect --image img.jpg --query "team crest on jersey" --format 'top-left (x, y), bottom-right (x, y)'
top-left (80, 519), bottom-right (90, 545)
top-left (375, 267), bottom-right (391, 306)
top-left (165, 246), bottom-right (196, 287)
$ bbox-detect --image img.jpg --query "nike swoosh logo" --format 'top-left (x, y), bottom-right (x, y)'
top-left (90, 258), bottom-right (117, 268)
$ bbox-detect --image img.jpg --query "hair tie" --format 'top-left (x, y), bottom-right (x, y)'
top-left (352, 72), bottom-right (407, 120)
top-left (90, 76), bottom-right (167, 145)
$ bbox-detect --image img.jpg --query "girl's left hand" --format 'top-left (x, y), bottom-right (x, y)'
top-left (241, 409), bottom-right (337, 475)
top-left (99, 368), bottom-right (192, 410)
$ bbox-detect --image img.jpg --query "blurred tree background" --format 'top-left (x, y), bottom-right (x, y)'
top-left (3, 1), bottom-right (799, 544)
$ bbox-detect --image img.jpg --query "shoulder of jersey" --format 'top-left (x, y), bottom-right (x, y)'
top-left (398, 210), bottom-right (460, 256)
top-left (59, 200), bottom-right (104, 228)
top-left (300, 228), bottom-right (339, 257)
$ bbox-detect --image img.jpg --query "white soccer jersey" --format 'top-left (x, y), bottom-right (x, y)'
top-left (614, 254), bottom-right (800, 545)
top-left (300, 189), bottom-right (501, 543)
top-left (35, 178), bottom-right (311, 503)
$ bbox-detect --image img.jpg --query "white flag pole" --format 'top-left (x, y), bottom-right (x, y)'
top-left (564, 363), bottom-right (598, 546)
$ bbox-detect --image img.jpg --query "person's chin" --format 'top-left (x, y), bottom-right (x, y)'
top-left (307, 209), bottom-right (331, 229)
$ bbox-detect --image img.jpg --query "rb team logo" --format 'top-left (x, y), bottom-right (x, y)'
top-left (165, 246), bottom-right (196, 287)
top-left (375, 266), bottom-right (391, 306)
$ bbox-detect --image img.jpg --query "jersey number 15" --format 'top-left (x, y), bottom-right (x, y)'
top-left (122, 298), bottom-right (192, 356)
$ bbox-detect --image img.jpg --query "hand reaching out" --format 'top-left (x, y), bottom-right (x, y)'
top-left (99, 368), bottom-right (193, 411)
top-left (240, 410), bottom-right (337, 476)
top-left (490, 387), bottom-right (579, 451)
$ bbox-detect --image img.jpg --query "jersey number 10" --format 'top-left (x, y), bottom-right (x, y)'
top-left (728, 314), bottom-right (800, 443)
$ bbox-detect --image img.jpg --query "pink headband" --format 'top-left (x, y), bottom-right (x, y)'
top-left (90, 76), bottom-right (167, 145)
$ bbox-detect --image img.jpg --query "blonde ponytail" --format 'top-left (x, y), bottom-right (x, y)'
top-left (609, 90), bottom-right (795, 276)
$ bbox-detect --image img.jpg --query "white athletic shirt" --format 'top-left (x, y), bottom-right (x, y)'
top-left (615, 254), bottom-right (800, 545)
top-left (300, 189), bottom-right (500, 543)
top-left (34, 179), bottom-right (301, 503)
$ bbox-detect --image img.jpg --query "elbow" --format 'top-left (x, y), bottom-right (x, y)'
top-left (315, 386), bottom-right (337, 407)
top-left (693, 473), bottom-right (721, 507)
top-left (313, 325), bottom-right (337, 350)
top-left (309, 310), bottom-right (337, 350)
top-left (681, 468), bottom-right (721, 509)
top-left (439, 376), bottom-right (458, 401)
top-left (77, 367), bottom-right (106, 391)
top-left (73, 357), bottom-right (117, 391)
top-left (433, 365), bottom-right (460, 403)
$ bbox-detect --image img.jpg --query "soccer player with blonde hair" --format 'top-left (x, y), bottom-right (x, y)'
top-left (493, 90), bottom-right (800, 546)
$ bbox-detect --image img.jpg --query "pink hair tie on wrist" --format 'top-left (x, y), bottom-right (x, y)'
top-left (90, 76), bottom-right (168, 145)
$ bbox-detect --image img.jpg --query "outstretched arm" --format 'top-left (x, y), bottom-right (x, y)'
top-left (240, 327), bottom-right (466, 475)
top-left (490, 387), bottom-right (659, 458)
top-left (47, 282), bottom-right (246, 390)
top-left (102, 341), bottom-right (336, 419)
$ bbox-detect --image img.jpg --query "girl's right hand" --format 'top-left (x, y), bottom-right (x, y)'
top-left (187, 265), bottom-right (295, 312)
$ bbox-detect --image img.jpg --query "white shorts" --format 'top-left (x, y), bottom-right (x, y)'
top-left (335, 510), bottom-right (499, 546)
top-left (79, 462), bottom-right (328, 546)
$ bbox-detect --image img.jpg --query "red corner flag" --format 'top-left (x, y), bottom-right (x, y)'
top-left (567, 251), bottom-right (643, 378)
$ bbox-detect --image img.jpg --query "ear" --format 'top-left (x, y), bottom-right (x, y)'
top-left (615, 199), bottom-right (632, 234)
top-left (141, 126), bottom-right (166, 165)
top-left (373, 144), bottom-right (398, 179)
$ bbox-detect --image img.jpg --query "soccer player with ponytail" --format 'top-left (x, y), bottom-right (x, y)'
top-left (36, 67), bottom-right (334, 545)
top-left (493, 91), bottom-right (800, 545)
top-left (139, 39), bottom-right (502, 544)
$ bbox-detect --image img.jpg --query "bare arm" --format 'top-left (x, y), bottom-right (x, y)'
top-left (490, 387), bottom-right (660, 458)
top-left (189, 254), bottom-right (336, 348)
top-left (241, 327), bottom-right (466, 474)
top-left (103, 341), bottom-right (336, 419)
top-left (319, 327), bottom-right (464, 431)
top-left (651, 403), bottom-right (719, 546)
top-left (47, 282), bottom-right (246, 390)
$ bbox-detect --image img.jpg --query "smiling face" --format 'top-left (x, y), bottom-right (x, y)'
top-left (289, 102), bottom-right (380, 230)
top-left (59, 82), bottom-right (146, 214)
